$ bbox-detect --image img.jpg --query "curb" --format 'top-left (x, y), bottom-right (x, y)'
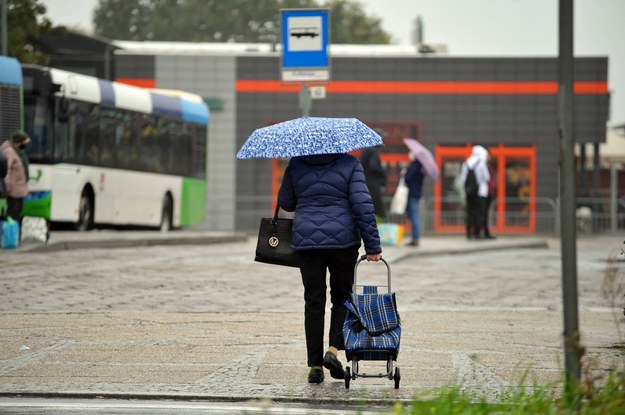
top-left (18, 233), bottom-right (249, 253)
top-left (386, 239), bottom-right (550, 264)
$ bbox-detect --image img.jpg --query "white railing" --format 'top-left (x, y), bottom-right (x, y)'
top-left (232, 194), bottom-right (625, 236)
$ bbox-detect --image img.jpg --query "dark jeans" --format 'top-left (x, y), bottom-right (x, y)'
top-left (298, 246), bottom-right (359, 367)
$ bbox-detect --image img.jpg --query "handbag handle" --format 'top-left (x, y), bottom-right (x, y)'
top-left (273, 203), bottom-right (280, 220)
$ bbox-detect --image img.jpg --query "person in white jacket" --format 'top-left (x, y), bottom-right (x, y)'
top-left (459, 145), bottom-right (491, 239)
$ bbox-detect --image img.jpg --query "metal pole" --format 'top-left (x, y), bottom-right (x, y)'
top-left (299, 82), bottom-right (312, 116)
top-left (579, 143), bottom-right (586, 196)
top-left (558, 0), bottom-right (581, 400)
top-left (610, 164), bottom-right (617, 233)
top-left (1, 0), bottom-right (8, 56)
top-left (592, 142), bottom-right (600, 232)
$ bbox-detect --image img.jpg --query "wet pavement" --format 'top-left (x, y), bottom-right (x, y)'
top-left (0, 231), bottom-right (623, 406)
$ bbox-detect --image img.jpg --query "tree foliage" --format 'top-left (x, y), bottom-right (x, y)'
top-left (5, 0), bottom-right (54, 64)
top-left (93, 0), bottom-right (391, 44)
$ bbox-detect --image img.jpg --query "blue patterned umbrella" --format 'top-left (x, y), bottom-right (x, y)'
top-left (236, 116), bottom-right (383, 159)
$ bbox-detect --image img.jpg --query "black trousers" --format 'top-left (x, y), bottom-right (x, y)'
top-left (298, 247), bottom-right (359, 367)
top-left (466, 195), bottom-right (487, 237)
top-left (6, 197), bottom-right (23, 222)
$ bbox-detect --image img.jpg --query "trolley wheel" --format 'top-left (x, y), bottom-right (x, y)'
top-left (344, 366), bottom-right (351, 389)
top-left (393, 367), bottom-right (401, 389)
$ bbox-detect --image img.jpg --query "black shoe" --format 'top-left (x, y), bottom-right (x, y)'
top-left (308, 367), bottom-right (324, 384)
top-left (485, 234), bottom-right (496, 239)
top-left (323, 352), bottom-right (345, 380)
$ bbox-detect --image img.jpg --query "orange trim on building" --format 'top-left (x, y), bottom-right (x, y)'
top-left (236, 80), bottom-right (608, 95)
top-left (115, 78), bottom-right (157, 88)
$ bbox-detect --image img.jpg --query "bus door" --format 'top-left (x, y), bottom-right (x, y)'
top-left (435, 145), bottom-right (536, 234)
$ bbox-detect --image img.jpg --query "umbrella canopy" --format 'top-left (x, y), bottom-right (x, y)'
top-left (236, 116), bottom-right (383, 160)
top-left (403, 138), bottom-right (440, 181)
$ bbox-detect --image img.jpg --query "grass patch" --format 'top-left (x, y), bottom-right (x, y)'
top-left (389, 371), bottom-right (625, 414)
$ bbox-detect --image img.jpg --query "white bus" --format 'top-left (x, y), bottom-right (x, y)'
top-left (21, 64), bottom-right (210, 231)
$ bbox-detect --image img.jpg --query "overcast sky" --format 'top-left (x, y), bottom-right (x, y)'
top-left (42, 0), bottom-right (625, 126)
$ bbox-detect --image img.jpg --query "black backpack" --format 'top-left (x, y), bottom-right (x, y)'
top-left (464, 167), bottom-right (478, 196)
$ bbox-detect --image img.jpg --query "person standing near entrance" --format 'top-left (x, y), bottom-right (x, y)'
top-left (460, 145), bottom-right (490, 239)
top-left (0, 131), bottom-right (30, 221)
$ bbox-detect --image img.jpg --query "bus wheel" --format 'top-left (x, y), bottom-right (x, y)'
top-left (76, 191), bottom-right (94, 231)
top-left (160, 195), bottom-right (173, 232)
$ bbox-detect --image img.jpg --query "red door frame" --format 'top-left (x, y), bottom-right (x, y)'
top-left (434, 144), bottom-right (536, 234)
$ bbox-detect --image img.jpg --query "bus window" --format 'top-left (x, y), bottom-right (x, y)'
top-left (77, 105), bottom-right (100, 165)
top-left (138, 114), bottom-right (158, 172)
top-left (24, 96), bottom-right (53, 163)
top-left (191, 124), bottom-right (207, 179)
top-left (98, 107), bottom-right (119, 168)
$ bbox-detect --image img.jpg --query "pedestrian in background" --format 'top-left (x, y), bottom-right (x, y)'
top-left (360, 145), bottom-right (387, 220)
top-left (0, 131), bottom-right (30, 221)
top-left (278, 153), bottom-right (382, 384)
top-left (13, 131), bottom-right (30, 183)
top-left (459, 145), bottom-right (490, 239)
top-left (404, 152), bottom-right (425, 247)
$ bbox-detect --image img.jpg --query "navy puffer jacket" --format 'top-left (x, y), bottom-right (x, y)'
top-left (278, 153), bottom-right (381, 254)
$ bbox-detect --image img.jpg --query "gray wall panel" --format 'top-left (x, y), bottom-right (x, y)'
top-left (155, 55), bottom-right (237, 231)
top-left (115, 55), bottom-right (155, 78)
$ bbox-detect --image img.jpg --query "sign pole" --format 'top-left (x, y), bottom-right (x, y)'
top-left (558, 0), bottom-right (580, 401)
top-left (1, 0), bottom-right (7, 56)
top-left (280, 8), bottom-right (330, 115)
top-left (299, 82), bottom-right (312, 116)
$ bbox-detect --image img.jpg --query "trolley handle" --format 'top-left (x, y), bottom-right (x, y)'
top-left (354, 255), bottom-right (391, 293)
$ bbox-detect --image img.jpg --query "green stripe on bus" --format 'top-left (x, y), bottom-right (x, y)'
top-left (23, 193), bottom-right (52, 219)
top-left (180, 178), bottom-right (206, 226)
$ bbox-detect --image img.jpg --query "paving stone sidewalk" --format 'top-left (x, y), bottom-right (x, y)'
top-left (0, 232), bottom-right (623, 404)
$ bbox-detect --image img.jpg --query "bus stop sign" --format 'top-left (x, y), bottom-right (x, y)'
top-left (280, 9), bottom-right (330, 82)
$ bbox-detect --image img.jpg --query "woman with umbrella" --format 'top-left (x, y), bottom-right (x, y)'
top-left (402, 139), bottom-right (439, 247)
top-left (238, 116), bottom-right (383, 384)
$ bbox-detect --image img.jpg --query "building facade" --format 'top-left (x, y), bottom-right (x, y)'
top-left (114, 44), bottom-right (610, 234)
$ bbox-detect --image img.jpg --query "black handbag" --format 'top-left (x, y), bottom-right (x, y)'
top-left (254, 203), bottom-right (301, 268)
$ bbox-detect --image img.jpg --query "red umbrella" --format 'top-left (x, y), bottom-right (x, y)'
top-left (402, 138), bottom-right (440, 181)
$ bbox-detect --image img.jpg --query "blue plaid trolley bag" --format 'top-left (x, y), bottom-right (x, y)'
top-left (342, 255), bottom-right (401, 389)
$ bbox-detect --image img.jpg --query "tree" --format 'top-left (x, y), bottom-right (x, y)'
top-left (327, 0), bottom-right (390, 44)
top-left (93, 0), bottom-right (391, 44)
top-left (5, 0), bottom-right (54, 64)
